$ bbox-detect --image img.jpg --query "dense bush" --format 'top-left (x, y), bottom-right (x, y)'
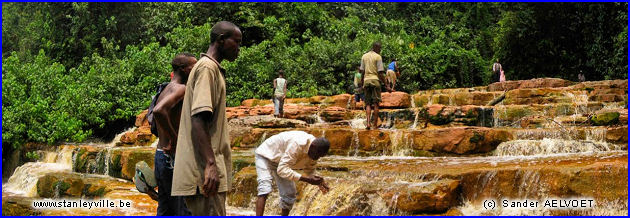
top-left (2, 2), bottom-right (627, 148)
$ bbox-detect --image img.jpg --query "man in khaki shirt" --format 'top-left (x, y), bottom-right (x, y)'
top-left (359, 41), bottom-right (392, 130)
top-left (254, 131), bottom-right (330, 216)
top-left (171, 21), bottom-right (242, 216)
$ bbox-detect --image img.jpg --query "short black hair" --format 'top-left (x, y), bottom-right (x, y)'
top-left (312, 137), bottom-right (330, 154)
top-left (171, 53), bottom-right (195, 73)
top-left (210, 21), bottom-right (239, 44)
top-left (372, 41), bottom-right (382, 49)
top-left (278, 69), bottom-right (284, 77)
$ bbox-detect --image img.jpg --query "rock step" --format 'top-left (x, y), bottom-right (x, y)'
top-left (231, 126), bottom-right (513, 156)
top-left (69, 146), bottom-right (155, 181)
top-left (36, 172), bottom-right (132, 198)
top-left (228, 151), bottom-right (627, 215)
top-left (238, 79), bottom-right (627, 109)
top-left (509, 126), bottom-right (628, 144)
top-left (227, 102), bottom-right (625, 129)
top-left (230, 166), bottom-right (460, 215)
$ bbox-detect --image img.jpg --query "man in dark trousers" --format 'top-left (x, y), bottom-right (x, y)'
top-left (171, 21), bottom-right (242, 216)
top-left (152, 53), bottom-right (197, 215)
top-left (359, 41), bottom-right (392, 130)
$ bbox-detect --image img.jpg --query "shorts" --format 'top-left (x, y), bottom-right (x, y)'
top-left (354, 93), bottom-right (365, 102)
top-left (363, 79), bottom-right (381, 105)
top-left (255, 154), bottom-right (297, 210)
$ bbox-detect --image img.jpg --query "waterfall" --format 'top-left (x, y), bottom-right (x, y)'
top-left (493, 139), bottom-right (623, 156)
top-left (410, 109), bottom-right (420, 129)
top-left (3, 146), bottom-right (74, 197)
top-left (106, 127), bottom-right (137, 147)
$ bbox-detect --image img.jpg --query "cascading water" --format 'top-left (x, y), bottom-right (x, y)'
top-left (493, 138), bottom-right (624, 156)
top-left (3, 146), bottom-right (74, 197)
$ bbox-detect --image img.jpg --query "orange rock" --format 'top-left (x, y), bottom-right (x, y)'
top-left (331, 94), bottom-right (351, 108)
top-left (286, 98), bottom-right (310, 104)
top-left (283, 105), bottom-right (319, 120)
top-left (381, 91), bottom-right (411, 108)
top-left (381, 179), bottom-right (460, 213)
top-left (323, 129), bottom-right (354, 154)
top-left (488, 78), bottom-right (574, 91)
top-left (241, 99), bottom-right (272, 107)
top-left (357, 130), bottom-right (390, 153)
top-left (321, 106), bottom-right (348, 122)
top-left (119, 132), bottom-right (137, 145)
top-left (135, 110), bottom-right (149, 127)
top-left (606, 126), bottom-right (628, 144)
top-left (309, 96), bottom-right (327, 104)
top-left (411, 127), bottom-right (512, 154)
top-left (427, 104), bottom-right (446, 116)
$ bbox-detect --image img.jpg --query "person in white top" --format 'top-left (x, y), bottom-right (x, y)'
top-left (254, 131), bottom-right (330, 216)
top-left (273, 70), bottom-right (288, 118)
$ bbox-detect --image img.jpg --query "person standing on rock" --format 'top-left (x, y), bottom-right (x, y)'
top-left (353, 66), bottom-right (365, 109)
top-left (171, 21), bottom-right (242, 216)
top-left (273, 70), bottom-right (288, 118)
top-left (151, 53), bottom-right (197, 216)
top-left (492, 59), bottom-right (502, 83)
top-left (386, 58), bottom-right (400, 91)
top-left (360, 41), bottom-right (392, 130)
top-left (255, 131), bottom-right (330, 216)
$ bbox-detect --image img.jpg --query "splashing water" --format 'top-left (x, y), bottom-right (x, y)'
top-left (3, 146), bottom-right (74, 197)
top-left (493, 139), bottom-right (624, 156)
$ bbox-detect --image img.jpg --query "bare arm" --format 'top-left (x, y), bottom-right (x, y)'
top-left (153, 86), bottom-right (185, 149)
top-left (191, 111), bottom-right (218, 196)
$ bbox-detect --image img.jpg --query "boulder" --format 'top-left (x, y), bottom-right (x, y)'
top-left (135, 109), bottom-right (149, 127)
top-left (321, 106), bottom-right (348, 122)
top-left (331, 94), bottom-right (352, 108)
top-left (381, 92), bottom-right (411, 108)
top-left (37, 172), bottom-right (130, 198)
top-left (605, 126), bottom-right (628, 144)
top-left (590, 112), bottom-right (620, 126)
top-left (411, 127), bottom-right (513, 154)
top-left (381, 179), bottom-right (460, 213)
top-left (119, 148), bottom-right (155, 181)
top-left (357, 130), bottom-right (391, 155)
top-left (323, 129), bottom-right (355, 155)
top-left (117, 126), bottom-right (155, 147)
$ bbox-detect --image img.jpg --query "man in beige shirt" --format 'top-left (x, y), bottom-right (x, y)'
top-left (359, 41), bottom-right (392, 130)
top-left (254, 131), bottom-right (330, 216)
top-left (171, 21), bottom-right (242, 216)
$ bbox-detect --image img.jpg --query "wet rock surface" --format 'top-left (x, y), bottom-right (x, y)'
top-left (4, 78), bottom-right (628, 216)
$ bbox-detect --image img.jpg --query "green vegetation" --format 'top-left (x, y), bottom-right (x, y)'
top-left (2, 3), bottom-right (627, 149)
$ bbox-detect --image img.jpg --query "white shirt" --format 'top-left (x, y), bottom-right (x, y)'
top-left (255, 131), bottom-right (317, 181)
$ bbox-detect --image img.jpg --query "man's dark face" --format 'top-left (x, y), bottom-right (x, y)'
top-left (221, 28), bottom-right (242, 62)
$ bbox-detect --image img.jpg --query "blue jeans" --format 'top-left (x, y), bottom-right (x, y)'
top-left (154, 150), bottom-right (191, 216)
